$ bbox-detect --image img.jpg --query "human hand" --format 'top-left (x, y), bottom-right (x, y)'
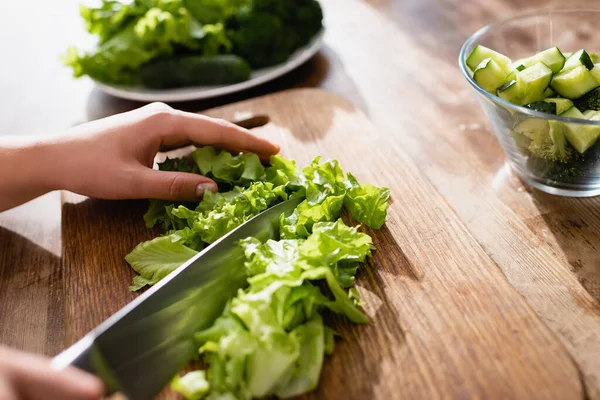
top-left (0, 103), bottom-right (279, 211)
top-left (47, 102), bottom-right (279, 200)
top-left (0, 345), bottom-right (104, 400)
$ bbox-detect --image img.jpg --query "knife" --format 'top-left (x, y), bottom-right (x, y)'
top-left (51, 196), bottom-right (304, 400)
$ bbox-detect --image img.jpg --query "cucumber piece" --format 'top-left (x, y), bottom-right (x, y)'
top-left (473, 58), bottom-right (508, 93)
top-left (140, 55), bottom-right (252, 89)
top-left (497, 80), bottom-right (523, 104)
top-left (586, 111), bottom-right (600, 120)
top-left (591, 53), bottom-right (599, 63)
top-left (521, 46), bottom-right (566, 73)
top-left (560, 106), bottom-right (600, 153)
top-left (563, 49), bottom-right (594, 71)
top-left (514, 117), bottom-right (549, 139)
top-left (573, 87), bottom-right (600, 111)
top-left (563, 52), bottom-right (573, 59)
top-left (524, 101), bottom-right (557, 115)
top-left (505, 64), bottom-right (526, 82)
top-left (591, 64), bottom-right (600, 84)
top-left (583, 110), bottom-right (597, 118)
top-left (551, 65), bottom-right (599, 99)
top-left (544, 98), bottom-right (574, 114)
top-left (517, 62), bottom-right (553, 104)
top-left (466, 45), bottom-right (512, 73)
top-left (510, 59), bottom-right (526, 70)
top-left (561, 106), bottom-right (585, 118)
top-left (542, 87), bottom-right (556, 98)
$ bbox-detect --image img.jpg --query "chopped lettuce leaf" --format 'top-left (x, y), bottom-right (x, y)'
top-left (172, 371), bottom-right (211, 400)
top-left (302, 157), bottom-right (347, 196)
top-left (280, 195), bottom-right (344, 239)
top-left (344, 173), bottom-right (391, 229)
top-left (300, 220), bottom-right (374, 265)
top-left (193, 182), bottom-right (287, 244)
top-left (64, 0), bottom-right (205, 85)
top-left (275, 315), bottom-right (325, 398)
top-left (190, 147), bottom-right (265, 186)
top-left (123, 146), bottom-right (390, 398)
top-left (125, 233), bottom-right (198, 290)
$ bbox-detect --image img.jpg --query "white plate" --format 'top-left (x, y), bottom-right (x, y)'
top-left (94, 29), bottom-right (325, 102)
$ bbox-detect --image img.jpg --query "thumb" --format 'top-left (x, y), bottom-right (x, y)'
top-left (137, 169), bottom-right (218, 201)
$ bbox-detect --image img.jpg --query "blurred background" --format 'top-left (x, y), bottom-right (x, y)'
top-left (1, 0), bottom-right (588, 138)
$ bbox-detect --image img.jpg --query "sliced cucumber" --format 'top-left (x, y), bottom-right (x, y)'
top-left (497, 80), bottom-right (523, 104)
top-left (591, 53), bottom-right (599, 63)
top-left (583, 110), bottom-right (597, 118)
top-left (560, 106), bottom-right (600, 153)
top-left (563, 52), bottom-right (573, 59)
top-left (543, 87), bottom-right (556, 98)
top-left (544, 98), bottom-right (574, 114)
top-left (591, 64), bottom-right (600, 84)
top-left (521, 46), bottom-right (566, 73)
top-left (514, 117), bottom-right (549, 139)
top-left (563, 49), bottom-right (595, 71)
top-left (551, 65), bottom-right (599, 99)
top-left (473, 58), bottom-right (508, 93)
top-left (589, 112), bottom-right (600, 121)
top-left (524, 101), bottom-right (557, 115)
top-left (517, 62), bottom-right (553, 104)
top-left (506, 64), bottom-right (526, 81)
top-left (466, 45), bottom-right (512, 73)
top-left (510, 59), bottom-right (526, 70)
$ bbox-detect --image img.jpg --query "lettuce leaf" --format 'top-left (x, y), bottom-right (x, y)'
top-left (125, 232), bottom-right (198, 290)
top-left (124, 146), bottom-right (390, 398)
top-left (171, 371), bottom-right (210, 400)
top-left (190, 147), bottom-right (265, 186)
top-left (192, 182), bottom-right (288, 244)
top-left (64, 0), bottom-right (218, 85)
top-left (183, 218), bottom-right (373, 399)
top-left (344, 173), bottom-right (391, 229)
top-left (280, 195), bottom-right (344, 239)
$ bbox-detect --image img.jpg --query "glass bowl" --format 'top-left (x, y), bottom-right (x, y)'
top-left (459, 9), bottom-right (600, 197)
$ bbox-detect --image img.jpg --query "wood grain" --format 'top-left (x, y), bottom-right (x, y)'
top-left (202, 89), bottom-right (582, 399)
top-left (315, 0), bottom-right (600, 397)
top-left (0, 193), bottom-right (63, 356)
top-left (54, 89), bottom-right (582, 399)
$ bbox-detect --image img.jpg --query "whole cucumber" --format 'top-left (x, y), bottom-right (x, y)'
top-left (140, 55), bottom-right (252, 89)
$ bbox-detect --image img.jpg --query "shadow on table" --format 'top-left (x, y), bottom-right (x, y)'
top-left (85, 45), bottom-right (368, 122)
top-left (529, 190), bottom-right (600, 306)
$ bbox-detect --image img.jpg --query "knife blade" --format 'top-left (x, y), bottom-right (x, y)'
top-left (51, 196), bottom-right (304, 399)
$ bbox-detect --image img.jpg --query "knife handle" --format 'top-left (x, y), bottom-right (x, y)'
top-left (51, 335), bottom-right (120, 395)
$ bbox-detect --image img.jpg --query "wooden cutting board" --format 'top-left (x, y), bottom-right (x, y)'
top-left (9, 89), bottom-right (585, 399)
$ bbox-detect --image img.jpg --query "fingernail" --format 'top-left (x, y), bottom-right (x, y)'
top-left (196, 183), bottom-right (217, 198)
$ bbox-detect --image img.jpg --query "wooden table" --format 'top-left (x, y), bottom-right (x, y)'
top-left (1, 0), bottom-right (599, 399)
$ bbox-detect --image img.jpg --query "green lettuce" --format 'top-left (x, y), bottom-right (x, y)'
top-left (65, 0), bottom-right (323, 85)
top-left (343, 173), bottom-right (391, 229)
top-left (125, 146), bottom-right (390, 399)
top-left (125, 232), bottom-right (198, 291)
top-left (172, 371), bottom-right (211, 400)
top-left (179, 219), bottom-right (373, 399)
top-left (64, 0), bottom-right (224, 85)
